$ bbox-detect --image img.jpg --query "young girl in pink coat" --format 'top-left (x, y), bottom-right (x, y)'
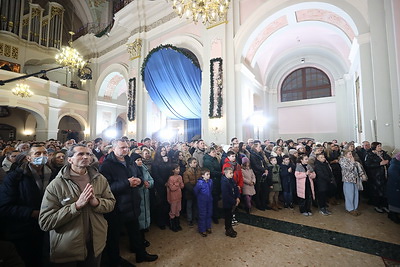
top-left (167, 164), bottom-right (184, 231)
top-left (295, 154), bottom-right (316, 216)
top-left (241, 157), bottom-right (256, 214)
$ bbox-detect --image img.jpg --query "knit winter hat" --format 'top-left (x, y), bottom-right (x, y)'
top-left (131, 152), bottom-right (142, 162)
top-left (289, 149), bottom-right (297, 155)
top-left (241, 157), bottom-right (250, 164)
top-left (395, 152), bottom-right (400, 161)
top-left (296, 145), bottom-right (304, 150)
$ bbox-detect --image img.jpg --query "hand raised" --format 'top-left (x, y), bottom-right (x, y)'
top-left (75, 183), bottom-right (93, 210)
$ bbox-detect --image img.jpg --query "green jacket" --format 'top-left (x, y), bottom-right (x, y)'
top-left (39, 165), bottom-right (115, 263)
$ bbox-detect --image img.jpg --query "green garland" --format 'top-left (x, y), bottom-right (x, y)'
top-left (127, 78), bottom-right (136, 121)
top-left (141, 44), bottom-right (200, 82)
top-left (209, 58), bottom-right (223, 118)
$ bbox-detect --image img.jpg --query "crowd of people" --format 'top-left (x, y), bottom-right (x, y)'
top-left (0, 136), bottom-right (399, 266)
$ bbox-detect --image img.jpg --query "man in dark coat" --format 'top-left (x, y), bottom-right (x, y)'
top-left (356, 141), bottom-right (371, 167)
top-left (100, 139), bottom-right (158, 266)
top-left (314, 153), bottom-right (335, 215)
top-left (0, 144), bottom-right (53, 267)
top-left (249, 143), bottom-right (270, 210)
top-left (92, 137), bottom-right (103, 160)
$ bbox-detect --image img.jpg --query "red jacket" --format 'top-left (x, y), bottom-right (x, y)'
top-left (222, 158), bottom-right (244, 193)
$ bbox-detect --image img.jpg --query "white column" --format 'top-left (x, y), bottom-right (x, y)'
top-left (226, 7), bottom-right (240, 143)
top-left (46, 106), bottom-right (60, 140)
top-left (87, 78), bottom-right (98, 139)
top-left (357, 34), bottom-right (376, 143)
top-left (135, 39), bottom-right (149, 140)
top-left (365, 0), bottom-right (395, 148)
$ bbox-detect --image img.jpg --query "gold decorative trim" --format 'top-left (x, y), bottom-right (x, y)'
top-left (206, 20), bottom-right (228, 30)
top-left (4, 44), bottom-right (11, 57)
top-left (0, 43), bottom-right (19, 59)
top-left (22, 18), bottom-right (29, 26)
top-left (31, 8), bottom-right (41, 17)
top-left (11, 47), bottom-right (18, 59)
top-left (51, 7), bottom-right (63, 18)
top-left (127, 39), bottom-right (142, 60)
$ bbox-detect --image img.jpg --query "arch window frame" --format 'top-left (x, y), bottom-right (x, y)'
top-left (280, 67), bottom-right (332, 102)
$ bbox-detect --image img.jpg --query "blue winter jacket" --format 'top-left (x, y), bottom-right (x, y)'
top-left (194, 178), bottom-right (213, 203)
top-left (221, 175), bottom-right (239, 209)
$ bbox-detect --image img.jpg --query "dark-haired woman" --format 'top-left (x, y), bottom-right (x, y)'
top-left (364, 142), bottom-right (391, 213)
top-left (151, 146), bottom-right (171, 229)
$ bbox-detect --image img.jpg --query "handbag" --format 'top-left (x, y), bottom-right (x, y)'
top-left (355, 162), bottom-right (367, 191)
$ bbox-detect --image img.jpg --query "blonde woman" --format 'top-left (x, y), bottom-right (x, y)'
top-left (339, 150), bottom-right (366, 216)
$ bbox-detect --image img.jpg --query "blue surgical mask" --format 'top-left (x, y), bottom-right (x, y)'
top-left (32, 156), bottom-right (48, 165)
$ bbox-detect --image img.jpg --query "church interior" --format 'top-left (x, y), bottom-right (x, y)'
top-left (0, 0), bottom-right (399, 266)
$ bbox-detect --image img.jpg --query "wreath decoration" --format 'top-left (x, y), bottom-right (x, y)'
top-left (209, 58), bottom-right (223, 118)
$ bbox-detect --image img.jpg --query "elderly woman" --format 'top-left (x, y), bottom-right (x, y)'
top-left (387, 152), bottom-right (400, 224)
top-left (364, 142), bottom-right (391, 213)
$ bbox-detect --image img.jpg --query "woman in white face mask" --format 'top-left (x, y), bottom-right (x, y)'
top-left (0, 144), bottom-right (55, 266)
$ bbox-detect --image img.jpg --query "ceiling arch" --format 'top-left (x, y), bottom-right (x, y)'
top-left (235, 1), bottom-right (366, 86)
top-left (96, 63), bottom-right (129, 100)
top-left (98, 72), bottom-right (127, 99)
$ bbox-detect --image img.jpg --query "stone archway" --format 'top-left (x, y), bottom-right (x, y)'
top-left (57, 115), bottom-right (84, 143)
top-left (0, 124), bottom-right (16, 141)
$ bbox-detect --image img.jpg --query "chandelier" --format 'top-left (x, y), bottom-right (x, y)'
top-left (12, 83), bottom-right (33, 98)
top-left (169, 0), bottom-right (231, 25)
top-left (55, 32), bottom-right (86, 70)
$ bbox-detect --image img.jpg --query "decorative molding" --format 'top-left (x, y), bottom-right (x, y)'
top-left (85, 12), bottom-right (177, 60)
top-left (296, 9), bottom-right (355, 41)
top-left (127, 39), bottom-right (142, 60)
top-left (209, 58), bottom-right (223, 118)
top-left (356, 33), bottom-right (371, 45)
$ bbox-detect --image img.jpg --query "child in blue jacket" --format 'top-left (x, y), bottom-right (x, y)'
top-left (194, 168), bottom-right (213, 237)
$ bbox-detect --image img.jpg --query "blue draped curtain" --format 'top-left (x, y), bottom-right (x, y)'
top-left (186, 119), bottom-right (201, 142)
top-left (143, 47), bottom-right (202, 120)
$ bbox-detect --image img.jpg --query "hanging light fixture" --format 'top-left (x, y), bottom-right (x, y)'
top-left (169, 0), bottom-right (231, 26)
top-left (55, 31), bottom-right (86, 70)
top-left (12, 83), bottom-right (33, 98)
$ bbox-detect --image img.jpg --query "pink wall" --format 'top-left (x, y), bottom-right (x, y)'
top-left (240, 0), bottom-right (266, 24)
top-left (211, 39), bottom-right (222, 58)
top-left (278, 103), bottom-right (337, 134)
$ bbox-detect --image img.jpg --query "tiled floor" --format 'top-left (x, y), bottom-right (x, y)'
top-left (119, 201), bottom-right (400, 266)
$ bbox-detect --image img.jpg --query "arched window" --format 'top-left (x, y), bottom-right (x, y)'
top-left (281, 67), bottom-right (331, 102)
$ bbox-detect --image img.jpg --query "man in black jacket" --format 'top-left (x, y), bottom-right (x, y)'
top-left (100, 139), bottom-right (158, 266)
top-left (0, 144), bottom-right (53, 267)
top-left (92, 137), bottom-right (104, 160)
